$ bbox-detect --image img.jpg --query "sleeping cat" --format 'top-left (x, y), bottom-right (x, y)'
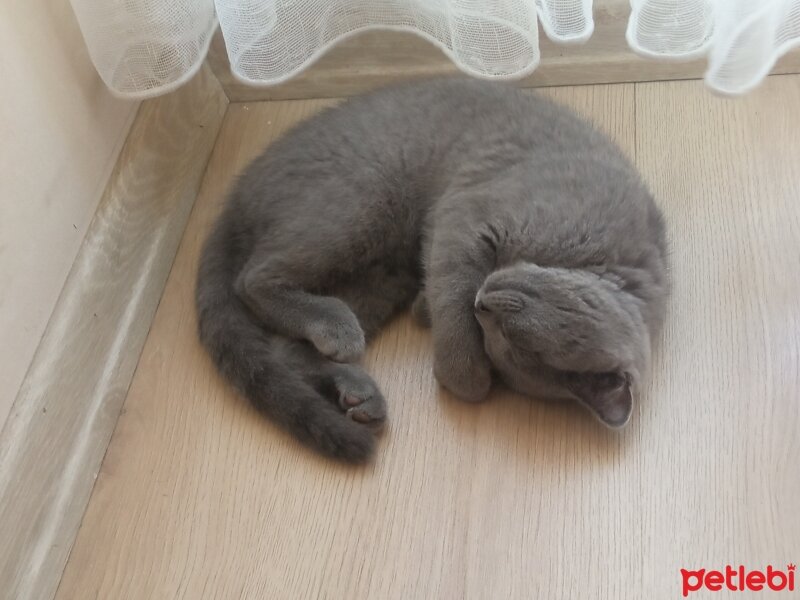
top-left (196, 78), bottom-right (668, 462)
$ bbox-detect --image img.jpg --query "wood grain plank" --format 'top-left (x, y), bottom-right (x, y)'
top-left (57, 77), bottom-right (800, 599)
top-left (633, 76), bottom-right (800, 589)
top-left (0, 64), bottom-right (228, 600)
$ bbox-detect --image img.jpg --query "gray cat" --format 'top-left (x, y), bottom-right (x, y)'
top-left (196, 77), bottom-right (668, 462)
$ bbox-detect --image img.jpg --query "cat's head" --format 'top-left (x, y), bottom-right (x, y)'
top-left (475, 262), bottom-right (650, 428)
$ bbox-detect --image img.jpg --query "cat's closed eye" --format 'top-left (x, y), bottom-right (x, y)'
top-left (474, 299), bottom-right (490, 314)
top-left (474, 291), bottom-right (524, 314)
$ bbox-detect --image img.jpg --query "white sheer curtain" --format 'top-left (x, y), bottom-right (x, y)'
top-left (628, 0), bottom-right (800, 95)
top-left (68, 0), bottom-right (800, 99)
top-left (215, 0), bottom-right (592, 86)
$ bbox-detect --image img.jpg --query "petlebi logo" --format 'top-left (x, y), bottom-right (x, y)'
top-left (681, 564), bottom-right (795, 596)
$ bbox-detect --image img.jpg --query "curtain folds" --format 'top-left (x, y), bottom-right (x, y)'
top-left (68, 0), bottom-right (800, 99)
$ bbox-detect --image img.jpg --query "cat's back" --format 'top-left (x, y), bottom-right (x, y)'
top-left (230, 79), bottom-right (574, 229)
top-left (233, 77), bottom-right (663, 265)
top-left (245, 78), bottom-right (607, 169)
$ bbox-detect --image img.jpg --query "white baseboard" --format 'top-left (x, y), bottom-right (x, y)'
top-left (0, 64), bottom-right (228, 600)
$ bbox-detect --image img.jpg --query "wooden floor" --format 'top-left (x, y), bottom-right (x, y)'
top-left (57, 77), bottom-right (800, 599)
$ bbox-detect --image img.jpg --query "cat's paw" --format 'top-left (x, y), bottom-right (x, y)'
top-left (307, 312), bottom-right (366, 363)
top-left (332, 365), bottom-right (387, 430)
top-left (433, 351), bottom-right (492, 402)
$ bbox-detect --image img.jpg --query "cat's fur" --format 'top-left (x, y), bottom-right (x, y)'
top-left (196, 78), bottom-right (668, 462)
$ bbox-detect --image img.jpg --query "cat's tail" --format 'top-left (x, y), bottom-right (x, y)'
top-left (195, 215), bottom-right (375, 462)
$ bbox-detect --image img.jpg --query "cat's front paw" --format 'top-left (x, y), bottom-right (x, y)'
top-left (433, 351), bottom-right (492, 402)
top-left (307, 310), bottom-right (365, 363)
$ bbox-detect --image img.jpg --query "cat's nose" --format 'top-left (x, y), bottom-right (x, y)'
top-left (474, 299), bottom-right (488, 313)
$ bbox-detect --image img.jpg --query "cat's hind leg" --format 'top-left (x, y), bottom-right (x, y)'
top-left (301, 264), bottom-right (419, 435)
top-left (283, 340), bottom-right (387, 433)
top-left (318, 362), bottom-right (387, 429)
top-left (230, 334), bottom-right (379, 461)
top-left (235, 241), bottom-right (368, 363)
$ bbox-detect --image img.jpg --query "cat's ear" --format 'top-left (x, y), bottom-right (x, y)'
top-left (569, 372), bottom-right (633, 429)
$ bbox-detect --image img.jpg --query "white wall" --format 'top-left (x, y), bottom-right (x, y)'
top-left (0, 0), bottom-right (138, 428)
